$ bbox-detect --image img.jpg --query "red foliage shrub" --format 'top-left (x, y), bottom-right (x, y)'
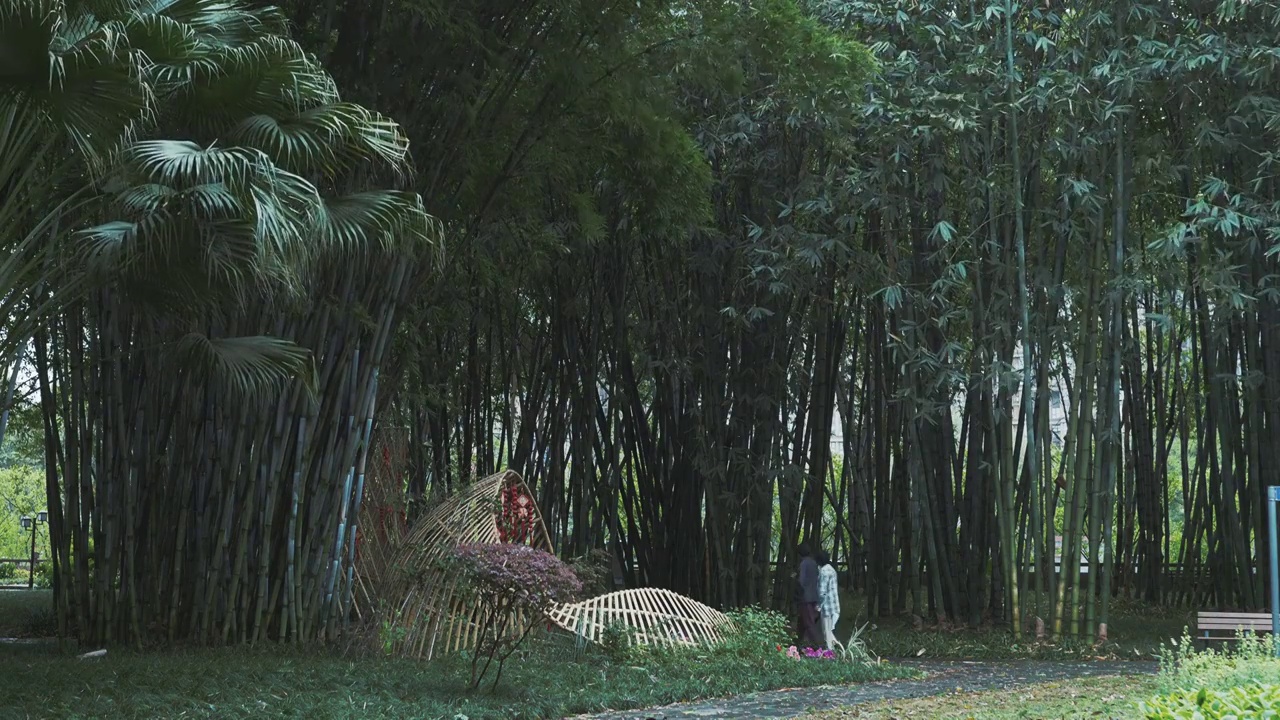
top-left (442, 543), bottom-right (582, 689)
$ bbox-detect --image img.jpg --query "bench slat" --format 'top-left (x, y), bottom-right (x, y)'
top-left (1197, 612), bottom-right (1272, 618)
top-left (1197, 611), bottom-right (1274, 640)
top-left (1198, 609), bottom-right (1269, 617)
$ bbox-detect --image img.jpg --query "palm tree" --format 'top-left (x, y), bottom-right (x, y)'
top-left (2, 0), bottom-right (439, 644)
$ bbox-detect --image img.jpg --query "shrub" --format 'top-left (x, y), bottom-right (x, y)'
top-left (1159, 631), bottom-right (1280, 693)
top-left (33, 561), bottom-right (52, 589)
top-left (720, 606), bottom-right (790, 657)
top-left (1141, 684), bottom-right (1280, 719)
top-left (439, 543), bottom-right (581, 689)
top-left (0, 563), bottom-right (15, 580)
top-left (718, 606), bottom-right (875, 666)
top-left (599, 621), bottom-right (635, 661)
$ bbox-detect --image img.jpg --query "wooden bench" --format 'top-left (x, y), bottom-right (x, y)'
top-left (1197, 611), bottom-right (1274, 646)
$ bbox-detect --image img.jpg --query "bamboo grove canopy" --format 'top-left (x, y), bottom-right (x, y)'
top-left (292, 0), bottom-right (1280, 640)
top-left (9, 0), bottom-right (1280, 650)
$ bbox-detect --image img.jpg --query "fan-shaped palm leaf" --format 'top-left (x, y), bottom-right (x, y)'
top-left (170, 36), bottom-right (339, 136)
top-left (0, 3), bottom-right (151, 169)
top-left (127, 0), bottom-right (285, 46)
top-left (174, 332), bottom-right (315, 396)
top-left (315, 191), bottom-right (441, 256)
top-left (123, 11), bottom-right (212, 91)
top-left (229, 103), bottom-right (411, 178)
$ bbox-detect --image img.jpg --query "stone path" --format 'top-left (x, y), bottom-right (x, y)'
top-left (571, 660), bottom-right (1159, 719)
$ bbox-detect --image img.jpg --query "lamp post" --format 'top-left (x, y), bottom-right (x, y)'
top-left (18, 511), bottom-right (47, 590)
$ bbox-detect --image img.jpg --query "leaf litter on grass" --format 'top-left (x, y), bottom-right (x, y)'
top-left (797, 675), bottom-right (1156, 720)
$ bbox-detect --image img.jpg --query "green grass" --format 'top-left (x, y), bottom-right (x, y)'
top-left (803, 675), bottom-right (1157, 719)
top-left (0, 589), bottom-right (56, 638)
top-left (805, 626), bottom-right (1280, 720)
top-left (0, 628), bottom-right (912, 719)
top-left (845, 595), bottom-right (1192, 661)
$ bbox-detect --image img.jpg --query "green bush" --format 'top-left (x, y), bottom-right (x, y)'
top-left (33, 560), bottom-right (51, 589)
top-left (1141, 684), bottom-right (1280, 719)
top-left (0, 562), bottom-right (16, 580)
top-left (599, 621), bottom-right (635, 661)
top-left (720, 606), bottom-right (792, 656)
top-left (0, 567), bottom-right (31, 585)
top-left (1159, 632), bottom-right (1280, 692)
top-left (1143, 632), bottom-right (1280, 719)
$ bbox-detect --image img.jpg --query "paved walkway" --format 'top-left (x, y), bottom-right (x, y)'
top-left (571, 660), bottom-right (1158, 719)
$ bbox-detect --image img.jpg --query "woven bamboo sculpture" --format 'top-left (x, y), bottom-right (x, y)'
top-left (547, 588), bottom-right (732, 647)
top-left (351, 426), bottom-right (411, 622)
top-left (380, 470), bottom-right (553, 659)
top-left (377, 469), bottom-right (731, 659)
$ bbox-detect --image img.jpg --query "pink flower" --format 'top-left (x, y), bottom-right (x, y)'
top-left (786, 645), bottom-right (800, 659)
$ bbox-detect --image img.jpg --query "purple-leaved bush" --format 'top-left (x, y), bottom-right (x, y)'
top-left (440, 543), bottom-right (582, 689)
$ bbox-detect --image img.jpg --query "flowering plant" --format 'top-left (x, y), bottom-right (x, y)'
top-left (775, 643), bottom-right (836, 660)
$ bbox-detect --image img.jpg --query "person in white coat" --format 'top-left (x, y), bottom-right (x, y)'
top-left (815, 549), bottom-right (839, 650)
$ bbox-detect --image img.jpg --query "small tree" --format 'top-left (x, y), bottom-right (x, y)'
top-left (443, 543), bottom-right (581, 689)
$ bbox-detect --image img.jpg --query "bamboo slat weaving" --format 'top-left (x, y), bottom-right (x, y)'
top-left (377, 468), bottom-right (729, 658)
top-left (381, 470), bottom-right (553, 659)
top-left (352, 426), bottom-right (410, 622)
top-left (546, 588), bottom-right (733, 648)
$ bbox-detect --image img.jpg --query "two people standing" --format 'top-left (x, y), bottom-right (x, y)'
top-left (795, 543), bottom-right (840, 649)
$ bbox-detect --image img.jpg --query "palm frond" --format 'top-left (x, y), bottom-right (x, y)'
top-left (229, 103), bottom-right (411, 178)
top-left (123, 11), bottom-right (212, 91)
top-left (315, 191), bottom-right (442, 258)
top-left (168, 35), bottom-right (338, 136)
top-left (1, 0), bottom-right (149, 169)
top-left (133, 0), bottom-right (287, 46)
top-left (77, 219), bottom-right (137, 275)
top-left (0, 0), bottom-right (60, 84)
top-left (127, 139), bottom-right (270, 187)
top-left (174, 332), bottom-right (315, 396)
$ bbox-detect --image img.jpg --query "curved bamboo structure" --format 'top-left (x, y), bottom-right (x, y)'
top-left (377, 469), bottom-right (730, 659)
top-left (546, 588), bottom-right (732, 647)
top-left (381, 470), bottom-right (553, 659)
top-left (352, 426), bottom-right (411, 622)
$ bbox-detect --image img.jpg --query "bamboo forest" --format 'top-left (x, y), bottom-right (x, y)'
top-left (5, 0), bottom-right (1280, 670)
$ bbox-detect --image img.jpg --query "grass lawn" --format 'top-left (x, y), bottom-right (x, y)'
top-left (846, 595), bottom-right (1192, 662)
top-left (802, 675), bottom-right (1158, 719)
top-left (0, 589), bottom-right (1192, 719)
top-left (0, 589), bottom-right (56, 637)
top-left (0, 594), bottom-right (914, 720)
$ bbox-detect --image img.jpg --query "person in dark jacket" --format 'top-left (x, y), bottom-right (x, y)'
top-left (795, 542), bottom-right (822, 646)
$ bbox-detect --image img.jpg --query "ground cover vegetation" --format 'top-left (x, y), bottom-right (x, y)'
top-left (0, 0), bottom-right (1277, 705)
top-left (0, 601), bottom-right (910, 719)
top-left (850, 595), bottom-right (1192, 661)
top-left (807, 634), bottom-right (1280, 718)
top-left (807, 675), bottom-right (1158, 719)
top-left (0, 590), bottom-right (56, 637)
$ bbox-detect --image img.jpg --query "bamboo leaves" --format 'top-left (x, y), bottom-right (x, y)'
top-left (30, 0), bottom-right (440, 647)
